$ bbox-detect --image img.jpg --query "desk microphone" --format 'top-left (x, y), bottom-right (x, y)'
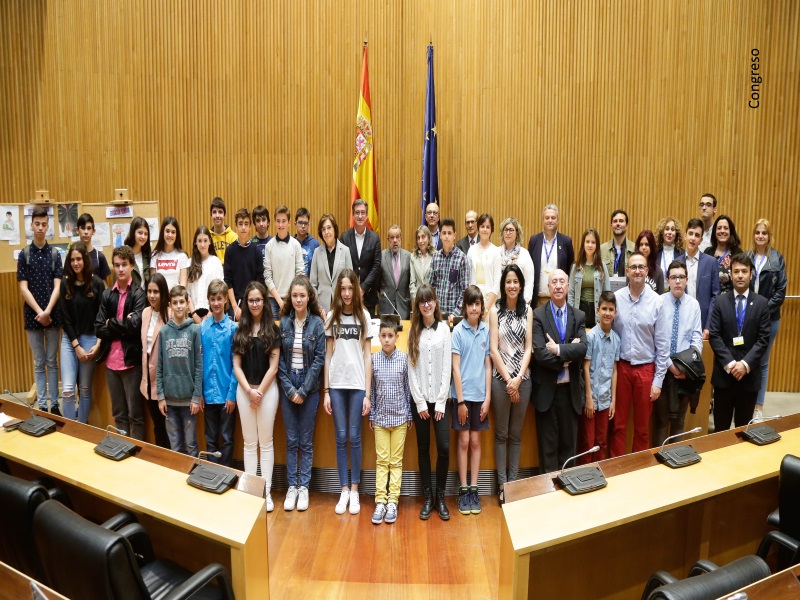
top-left (656, 427), bottom-right (702, 468)
top-left (187, 451), bottom-right (237, 494)
top-left (741, 415), bottom-right (782, 446)
top-left (380, 292), bottom-right (404, 330)
top-left (198, 451), bottom-right (222, 461)
top-left (555, 446), bottom-right (607, 495)
top-left (17, 395), bottom-right (56, 438)
top-left (94, 425), bottom-right (139, 461)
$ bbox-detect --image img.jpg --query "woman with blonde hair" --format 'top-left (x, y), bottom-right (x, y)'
top-left (655, 216), bottom-right (685, 293)
top-left (498, 217), bottom-right (534, 305)
top-left (410, 225), bottom-right (434, 304)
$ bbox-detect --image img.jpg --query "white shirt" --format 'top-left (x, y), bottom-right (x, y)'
top-left (699, 227), bottom-right (712, 253)
top-left (152, 249), bottom-right (190, 291)
top-left (685, 250), bottom-right (700, 299)
top-left (186, 255), bottom-right (224, 312)
top-left (355, 228), bottom-right (366, 258)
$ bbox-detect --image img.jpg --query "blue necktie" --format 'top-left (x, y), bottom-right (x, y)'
top-left (670, 298), bottom-right (681, 355)
top-left (736, 294), bottom-right (745, 331)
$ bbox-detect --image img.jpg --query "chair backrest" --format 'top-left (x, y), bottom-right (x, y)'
top-left (33, 500), bottom-right (150, 600)
top-left (779, 454), bottom-right (800, 540)
top-left (0, 471), bottom-right (49, 581)
top-left (647, 555), bottom-right (771, 600)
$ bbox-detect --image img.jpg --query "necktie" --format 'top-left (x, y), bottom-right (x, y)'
top-left (470, 237), bottom-right (476, 246)
top-left (670, 298), bottom-right (681, 355)
top-left (393, 252), bottom-right (400, 286)
top-left (557, 307), bottom-right (563, 327)
top-left (736, 294), bottom-right (745, 330)
top-left (556, 308), bottom-right (566, 382)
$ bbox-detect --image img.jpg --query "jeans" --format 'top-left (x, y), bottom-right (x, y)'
top-left (60, 333), bottom-right (97, 423)
top-left (329, 388), bottom-right (365, 487)
top-left (374, 424), bottom-right (407, 504)
top-left (491, 377), bottom-right (532, 485)
top-left (204, 404), bottom-right (237, 466)
top-left (757, 319), bottom-right (780, 407)
top-left (281, 369), bottom-right (320, 488)
top-left (237, 383), bottom-right (279, 493)
top-left (165, 405), bottom-right (198, 457)
top-left (268, 298), bottom-right (281, 322)
top-left (26, 328), bottom-right (60, 410)
top-left (411, 399), bottom-right (451, 492)
top-left (106, 366), bottom-right (145, 440)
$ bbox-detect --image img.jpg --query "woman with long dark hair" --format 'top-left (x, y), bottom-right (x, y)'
top-left (186, 225), bottom-right (224, 323)
top-left (568, 228), bottom-right (610, 328)
top-left (140, 272), bottom-right (171, 448)
top-left (125, 216), bottom-right (152, 289)
top-left (150, 216), bottom-right (189, 291)
top-left (635, 229), bottom-right (664, 293)
top-left (704, 214), bottom-right (743, 294)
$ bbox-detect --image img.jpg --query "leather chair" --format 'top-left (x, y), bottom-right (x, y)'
top-left (0, 471), bottom-right (50, 582)
top-left (642, 555), bottom-right (771, 600)
top-left (33, 500), bottom-right (235, 600)
top-left (756, 453), bottom-right (800, 570)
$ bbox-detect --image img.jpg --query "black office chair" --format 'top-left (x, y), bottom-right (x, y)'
top-left (756, 453), bottom-right (800, 570)
top-left (0, 471), bottom-right (50, 582)
top-left (642, 555), bottom-right (771, 600)
top-left (33, 500), bottom-right (235, 600)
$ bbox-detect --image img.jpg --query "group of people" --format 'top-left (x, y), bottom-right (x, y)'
top-left (17, 192), bottom-right (786, 523)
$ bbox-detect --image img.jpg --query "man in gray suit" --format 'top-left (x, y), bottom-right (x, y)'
top-left (379, 225), bottom-right (412, 319)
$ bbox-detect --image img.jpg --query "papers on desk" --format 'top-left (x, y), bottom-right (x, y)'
top-left (0, 412), bottom-right (15, 427)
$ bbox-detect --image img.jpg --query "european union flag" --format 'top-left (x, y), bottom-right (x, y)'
top-left (420, 44), bottom-right (438, 225)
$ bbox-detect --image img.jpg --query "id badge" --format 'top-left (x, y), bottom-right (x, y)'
top-left (733, 336), bottom-right (744, 346)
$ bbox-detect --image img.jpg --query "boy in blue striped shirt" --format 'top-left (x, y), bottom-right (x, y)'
top-left (370, 319), bottom-right (412, 525)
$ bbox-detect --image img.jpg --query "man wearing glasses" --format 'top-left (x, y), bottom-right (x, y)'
top-left (294, 207), bottom-right (320, 276)
top-left (456, 210), bottom-right (479, 255)
top-left (610, 252), bottom-right (669, 457)
top-left (697, 193), bottom-right (717, 252)
top-left (527, 204), bottom-right (575, 308)
top-left (425, 203), bottom-right (443, 250)
top-left (652, 261), bottom-right (702, 446)
top-left (341, 199), bottom-right (382, 316)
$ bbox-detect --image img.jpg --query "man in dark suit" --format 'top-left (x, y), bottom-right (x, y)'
top-left (532, 269), bottom-right (587, 473)
top-left (680, 218), bottom-right (720, 339)
top-left (709, 253), bottom-right (771, 430)
top-left (456, 210), bottom-right (478, 255)
top-left (425, 202), bottom-right (443, 251)
top-left (378, 225), bottom-right (412, 319)
top-left (340, 199), bottom-right (382, 315)
top-left (527, 204), bottom-right (574, 308)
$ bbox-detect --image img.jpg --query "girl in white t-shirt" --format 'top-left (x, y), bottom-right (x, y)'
top-left (150, 216), bottom-right (189, 292)
top-left (186, 225), bottom-right (224, 324)
top-left (323, 268), bottom-right (372, 516)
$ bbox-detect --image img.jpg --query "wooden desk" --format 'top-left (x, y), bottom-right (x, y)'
top-left (0, 406), bottom-right (268, 600)
top-left (0, 560), bottom-right (68, 600)
top-left (499, 418), bottom-right (800, 599)
top-left (733, 563), bottom-right (800, 599)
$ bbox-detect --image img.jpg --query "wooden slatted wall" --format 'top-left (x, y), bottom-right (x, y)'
top-left (1, 0), bottom-right (798, 390)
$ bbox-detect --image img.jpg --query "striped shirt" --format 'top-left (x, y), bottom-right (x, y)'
top-left (370, 348), bottom-right (412, 428)
top-left (493, 305), bottom-right (530, 381)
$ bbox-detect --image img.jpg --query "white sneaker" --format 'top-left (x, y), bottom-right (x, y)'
top-left (754, 408), bottom-right (764, 421)
top-left (297, 486), bottom-right (309, 511)
top-left (335, 489), bottom-right (350, 514)
top-left (385, 502), bottom-right (398, 524)
top-left (284, 486), bottom-right (298, 511)
top-left (266, 493), bottom-right (274, 512)
top-left (349, 490), bottom-right (361, 515)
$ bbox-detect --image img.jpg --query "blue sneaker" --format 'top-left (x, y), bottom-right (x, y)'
top-left (372, 503), bottom-right (387, 525)
top-left (458, 486), bottom-right (471, 515)
top-left (385, 502), bottom-right (398, 524)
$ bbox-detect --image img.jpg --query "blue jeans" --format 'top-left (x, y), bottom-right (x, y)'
top-left (165, 405), bottom-right (198, 457)
top-left (268, 297), bottom-right (281, 321)
top-left (204, 404), bottom-right (236, 466)
top-left (26, 328), bottom-right (60, 410)
top-left (329, 388), bottom-right (365, 487)
top-left (60, 333), bottom-right (97, 423)
top-left (281, 369), bottom-right (320, 488)
top-left (757, 319), bottom-right (781, 407)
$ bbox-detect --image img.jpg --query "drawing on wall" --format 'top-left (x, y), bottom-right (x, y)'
top-left (145, 218), bottom-right (159, 241)
top-left (0, 205), bottom-right (21, 244)
top-left (92, 222), bottom-right (111, 248)
top-left (58, 203), bottom-right (79, 238)
top-left (112, 223), bottom-right (130, 248)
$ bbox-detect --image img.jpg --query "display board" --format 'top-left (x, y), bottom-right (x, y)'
top-left (81, 202), bottom-right (160, 269)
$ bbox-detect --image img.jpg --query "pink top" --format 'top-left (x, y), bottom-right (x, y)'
top-left (106, 280), bottom-right (131, 371)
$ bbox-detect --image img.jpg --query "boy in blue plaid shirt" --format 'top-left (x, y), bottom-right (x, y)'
top-left (370, 319), bottom-right (412, 525)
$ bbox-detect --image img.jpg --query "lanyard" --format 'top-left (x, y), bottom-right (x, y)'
top-left (544, 234), bottom-right (557, 264)
top-left (716, 249), bottom-right (729, 265)
top-left (549, 301), bottom-right (567, 343)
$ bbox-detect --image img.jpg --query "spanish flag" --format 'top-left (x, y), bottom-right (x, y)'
top-left (351, 42), bottom-right (379, 232)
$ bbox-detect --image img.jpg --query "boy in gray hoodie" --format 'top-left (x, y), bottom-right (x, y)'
top-left (157, 285), bottom-right (203, 456)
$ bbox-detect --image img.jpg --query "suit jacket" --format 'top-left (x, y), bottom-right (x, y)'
top-left (708, 291), bottom-right (771, 391)
top-left (678, 252), bottom-right (720, 331)
top-left (600, 238), bottom-right (636, 278)
top-left (340, 227), bottom-right (382, 310)
top-left (379, 248), bottom-right (412, 319)
top-left (456, 235), bottom-right (476, 256)
top-left (532, 302), bottom-right (587, 414)
top-left (309, 241), bottom-right (353, 312)
top-left (527, 232), bottom-right (575, 306)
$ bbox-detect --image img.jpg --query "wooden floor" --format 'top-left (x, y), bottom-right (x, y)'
top-left (266, 490), bottom-right (502, 599)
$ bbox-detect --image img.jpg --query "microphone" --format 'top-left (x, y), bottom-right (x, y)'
top-left (186, 451), bottom-right (237, 494)
top-left (741, 415), bottom-right (782, 446)
top-left (656, 427), bottom-right (703, 468)
top-left (94, 424), bottom-right (139, 461)
top-left (107, 425), bottom-right (127, 436)
top-left (17, 395), bottom-right (56, 438)
top-left (555, 446), bottom-right (607, 496)
top-left (198, 451), bottom-right (222, 461)
top-left (380, 291), bottom-right (404, 330)
top-left (561, 446), bottom-right (600, 475)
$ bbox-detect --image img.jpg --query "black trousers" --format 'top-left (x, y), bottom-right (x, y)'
top-left (412, 400), bottom-right (452, 492)
top-left (146, 399), bottom-right (170, 449)
top-left (535, 385), bottom-right (579, 474)
top-left (713, 386), bottom-right (758, 431)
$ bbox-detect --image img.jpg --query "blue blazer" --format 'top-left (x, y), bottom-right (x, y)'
top-left (527, 232), bottom-right (574, 307)
top-left (678, 252), bottom-right (720, 331)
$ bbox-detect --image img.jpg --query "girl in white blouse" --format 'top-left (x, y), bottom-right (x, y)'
top-left (467, 213), bottom-right (502, 318)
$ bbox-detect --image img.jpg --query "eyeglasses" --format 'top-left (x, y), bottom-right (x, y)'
top-left (503, 227), bottom-right (517, 233)
top-left (465, 219), bottom-right (477, 225)
top-left (668, 274), bottom-right (687, 281)
top-left (296, 221), bottom-right (309, 227)
top-left (353, 210), bottom-right (368, 217)
top-left (419, 299), bottom-right (435, 307)
top-left (247, 298), bottom-right (264, 306)
top-left (426, 210), bottom-right (439, 216)
top-left (628, 265), bottom-right (647, 272)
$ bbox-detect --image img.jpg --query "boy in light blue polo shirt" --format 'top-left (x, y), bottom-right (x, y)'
top-left (579, 291), bottom-right (620, 464)
top-left (200, 279), bottom-right (238, 466)
top-left (451, 285), bottom-right (491, 516)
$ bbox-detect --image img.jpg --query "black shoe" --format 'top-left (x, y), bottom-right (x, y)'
top-left (420, 487), bottom-right (434, 521)
top-left (458, 486), bottom-right (471, 515)
top-left (469, 485), bottom-right (481, 514)
top-left (49, 405), bottom-right (61, 417)
top-left (436, 488), bottom-right (450, 521)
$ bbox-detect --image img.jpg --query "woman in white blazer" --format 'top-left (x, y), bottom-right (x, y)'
top-left (310, 214), bottom-right (353, 316)
top-left (467, 213), bottom-right (502, 317)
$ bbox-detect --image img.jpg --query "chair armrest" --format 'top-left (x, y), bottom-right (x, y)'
top-left (162, 563), bottom-right (235, 600)
top-left (117, 523), bottom-right (154, 565)
top-left (101, 511), bottom-right (138, 531)
top-left (33, 478), bottom-right (73, 510)
top-left (767, 507), bottom-right (780, 528)
top-left (756, 530), bottom-right (800, 559)
top-left (688, 559), bottom-right (719, 576)
top-left (641, 570), bottom-right (678, 600)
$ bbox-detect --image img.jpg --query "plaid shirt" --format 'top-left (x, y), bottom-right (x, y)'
top-left (428, 246), bottom-right (469, 316)
top-left (370, 348), bottom-right (412, 428)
